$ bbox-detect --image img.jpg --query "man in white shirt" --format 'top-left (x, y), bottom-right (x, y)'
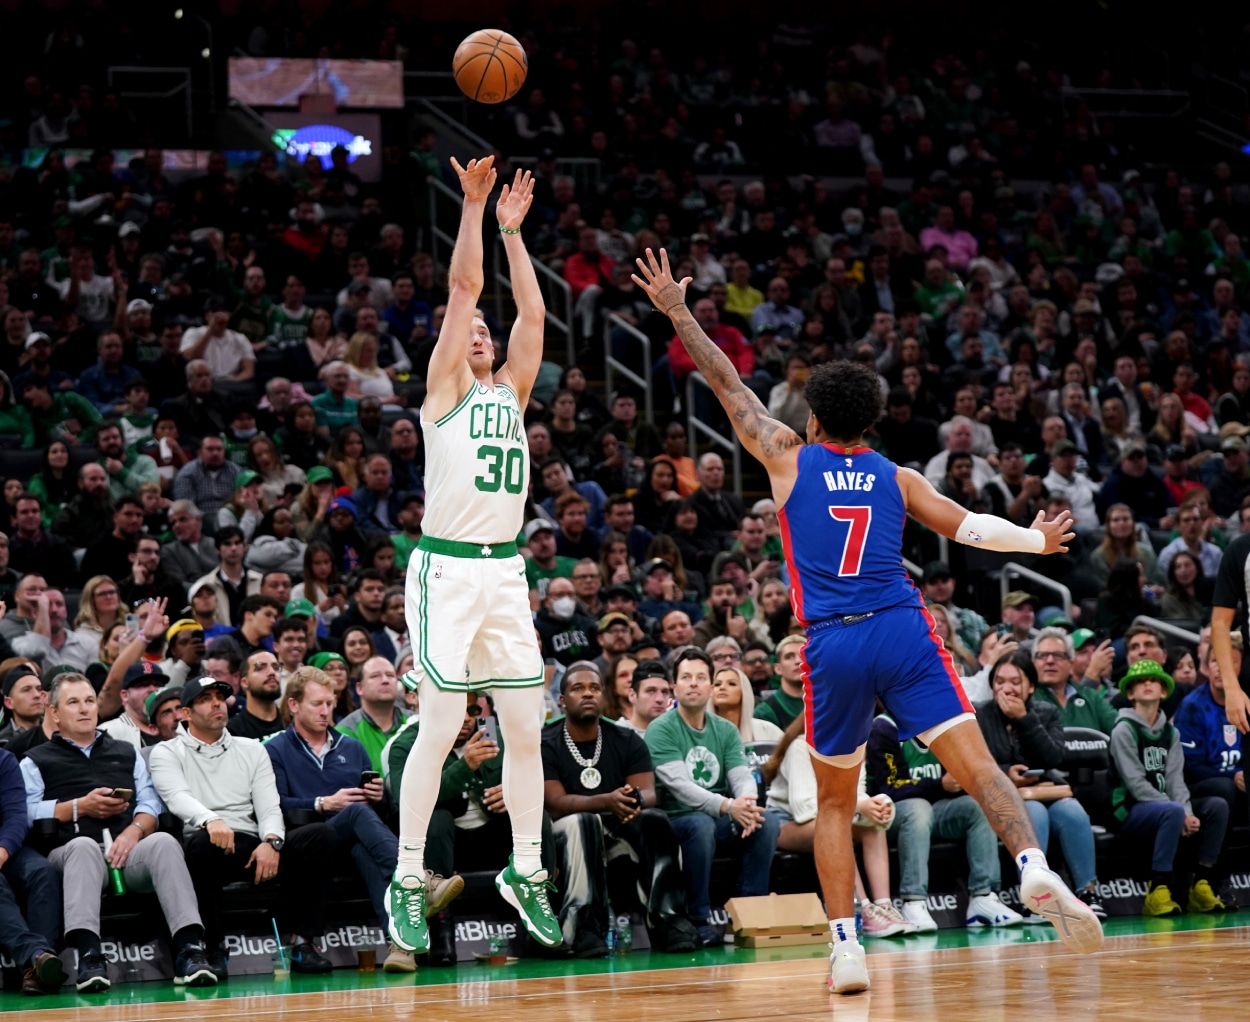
top-left (924, 416), bottom-right (994, 492)
top-left (180, 297), bottom-right (255, 381)
top-left (56, 244), bottom-right (115, 330)
top-left (1042, 440), bottom-right (1100, 531)
top-left (689, 233), bottom-right (726, 291)
top-left (11, 589), bottom-right (94, 672)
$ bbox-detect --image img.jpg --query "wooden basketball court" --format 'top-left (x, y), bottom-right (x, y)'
top-left (1, 921), bottom-right (1245, 1021)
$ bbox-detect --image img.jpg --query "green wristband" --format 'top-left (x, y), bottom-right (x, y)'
top-left (499, 225), bottom-right (521, 234)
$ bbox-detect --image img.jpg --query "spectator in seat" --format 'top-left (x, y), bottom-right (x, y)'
top-left (161, 501), bottom-right (219, 590)
top-left (0, 739), bottom-right (63, 994)
top-left (179, 296), bottom-right (255, 383)
top-left (267, 667), bottom-right (443, 974)
top-left (80, 495), bottom-right (144, 585)
top-left (543, 662), bottom-right (698, 956)
top-left (190, 526), bottom-right (263, 628)
top-left (690, 452), bottom-right (745, 543)
top-left (51, 464), bottom-right (112, 552)
top-left (754, 635), bottom-right (807, 730)
top-left (328, 568), bottom-right (387, 640)
top-left (1042, 440), bottom-right (1100, 531)
top-left (535, 576), bottom-right (597, 667)
top-left (336, 656), bottom-right (411, 773)
top-left (622, 660), bottom-right (674, 737)
top-left (0, 664), bottom-right (46, 747)
top-left (645, 647), bottom-right (779, 947)
top-left (868, 709), bottom-right (1023, 933)
top-left (223, 646), bottom-right (284, 741)
top-left (119, 535), bottom-right (187, 611)
top-left (209, 594), bottom-right (282, 666)
top-left (353, 453), bottom-right (401, 534)
top-left (21, 672), bottom-right (216, 992)
top-left (1175, 634), bottom-right (1247, 836)
top-left (99, 660), bottom-right (169, 750)
top-left (1097, 441), bottom-right (1171, 528)
top-left (1089, 504), bottom-right (1164, 592)
top-left (667, 298), bottom-right (754, 386)
top-left (94, 419), bottom-right (160, 503)
top-left (554, 493), bottom-right (600, 561)
top-left (1158, 497), bottom-right (1223, 578)
top-left (158, 619), bottom-right (206, 690)
top-left (173, 435), bottom-right (240, 522)
top-left (978, 653), bottom-right (1104, 918)
top-left (78, 333), bottom-right (141, 417)
top-left (151, 676), bottom-right (335, 978)
top-left (19, 376), bottom-right (102, 448)
top-left (12, 590), bottom-right (93, 673)
top-left (563, 227), bottom-right (614, 340)
top-left (1109, 659), bottom-right (1231, 915)
top-left (383, 693), bottom-right (556, 967)
top-left (159, 360), bottom-right (228, 446)
top-left (8, 495), bottom-right (76, 588)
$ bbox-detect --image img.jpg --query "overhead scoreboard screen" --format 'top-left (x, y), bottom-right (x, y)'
top-left (229, 58), bottom-right (403, 109)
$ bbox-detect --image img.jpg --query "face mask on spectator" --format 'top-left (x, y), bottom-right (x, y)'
top-left (550, 597), bottom-right (577, 621)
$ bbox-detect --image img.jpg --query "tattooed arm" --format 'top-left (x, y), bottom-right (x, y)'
top-left (633, 249), bottom-right (803, 487)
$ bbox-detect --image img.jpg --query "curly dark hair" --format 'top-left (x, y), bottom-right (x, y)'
top-left (804, 360), bottom-right (883, 441)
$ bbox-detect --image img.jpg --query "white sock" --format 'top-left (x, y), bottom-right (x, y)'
top-left (1015, 847), bottom-right (1048, 876)
top-left (512, 834), bottom-right (543, 876)
top-left (873, 898), bottom-right (893, 909)
top-left (397, 843), bottom-right (424, 880)
top-left (830, 918), bottom-right (859, 945)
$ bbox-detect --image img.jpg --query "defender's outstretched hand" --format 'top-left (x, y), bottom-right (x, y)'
top-left (450, 155), bottom-right (497, 203)
top-left (1029, 510), bottom-right (1075, 554)
top-left (496, 169), bottom-right (534, 231)
top-left (633, 248), bottom-right (692, 318)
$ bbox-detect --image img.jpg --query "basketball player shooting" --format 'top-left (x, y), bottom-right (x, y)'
top-left (387, 156), bottom-right (561, 953)
top-left (632, 248), bottom-right (1103, 993)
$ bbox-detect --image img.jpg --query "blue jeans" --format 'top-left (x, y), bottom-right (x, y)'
top-left (1120, 797), bottom-right (1229, 872)
top-left (328, 802), bottom-right (399, 930)
top-left (0, 847), bottom-right (61, 969)
top-left (892, 796), bottom-right (1000, 899)
top-left (1023, 797), bottom-right (1097, 890)
top-left (669, 808), bottom-right (781, 921)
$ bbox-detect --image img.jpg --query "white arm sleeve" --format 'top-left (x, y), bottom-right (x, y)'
top-left (954, 512), bottom-right (1046, 554)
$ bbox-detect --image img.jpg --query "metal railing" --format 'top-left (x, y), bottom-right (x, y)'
top-left (412, 96), bottom-right (494, 154)
top-left (226, 97), bottom-right (284, 149)
top-left (602, 312), bottom-right (652, 423)
top-left (1131, 616), bottom-right (1201, 646)
top-left (1058, 86), bottom-right (1190, 119)
top-left (902, 558), bottom-right (923, 579)
top-left (999, 562), bottom-right (1073, 616)
top-left (686, 372), bottom-right (742, 495)
top-left (426, 177), bottom-right (575, 363)
top-left (108, 67), bottom-right (195, 141)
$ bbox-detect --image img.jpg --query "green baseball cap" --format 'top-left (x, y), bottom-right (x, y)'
top-left (1070, 628), bottom-right (1096, 651)
top-left (285, 598), bottom-right (317, 619)
top-left (1118, 658), bottom-right (1174, 699)
top-left (236, 470), bottom-right (260, 488)
top-left (306, 466), bottom-right (333, 484)
top-left (309, 652), bottom-right (347, 670)
top-left (145, 686), bottom-right (182, 719)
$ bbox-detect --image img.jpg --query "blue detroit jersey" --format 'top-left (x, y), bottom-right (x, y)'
top-left (779, 444), bottom-right (920, 625)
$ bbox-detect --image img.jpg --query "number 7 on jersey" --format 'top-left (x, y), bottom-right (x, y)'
top-left (829, 506), bottom-right (872, 576)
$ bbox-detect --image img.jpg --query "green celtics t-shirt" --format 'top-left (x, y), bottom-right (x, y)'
top-left (645, 709), bottom-right (747, 816)
top-left (901, 737), bottom-right (943, 782)
top-left (392, 532), bottom-right (421, 572)
top-left (525, 556), bottom-right (577, 599)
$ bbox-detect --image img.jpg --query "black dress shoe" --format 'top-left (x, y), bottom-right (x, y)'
top-left (427, 912), bottom-right (457, 966)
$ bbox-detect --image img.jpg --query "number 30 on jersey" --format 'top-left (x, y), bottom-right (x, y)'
top-left (829, 506), bottom-right (872, 576)
top-left (475, 444), bottom-right (524, 494)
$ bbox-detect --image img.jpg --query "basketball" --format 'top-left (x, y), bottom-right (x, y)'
top-left (453, 29), bottom-right (528, 104)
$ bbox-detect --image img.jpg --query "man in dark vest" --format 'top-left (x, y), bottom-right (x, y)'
top-left (19, 672), bottom-right (215, 992)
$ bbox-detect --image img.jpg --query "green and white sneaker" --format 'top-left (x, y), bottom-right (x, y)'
top-left (495, 856), bottom-right (562, 947)
top-left (387, 874), bottom-right (430, 953)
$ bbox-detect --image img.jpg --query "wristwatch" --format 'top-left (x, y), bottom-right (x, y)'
top-left (265, 836), bottom-right (285, 852)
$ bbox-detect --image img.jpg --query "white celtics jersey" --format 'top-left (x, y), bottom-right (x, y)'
top-left (420, 379), bottom-right (528, 545)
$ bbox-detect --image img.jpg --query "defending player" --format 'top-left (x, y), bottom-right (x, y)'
top-left (387, 156), bottom-right (561, 953)
top-left (632, 249), bottom-right (1102, 994)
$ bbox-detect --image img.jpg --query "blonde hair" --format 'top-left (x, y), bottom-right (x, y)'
top-left (928, 604), bottom-right (976, 672)
top-left (775, 634), bottom-right (807, 658)
top-left (344, 331), bottom-right (378, 369)
top-left (282, 666), bottom-right (334, 724)
top-left (707, 665), bottom-right (757, 743)
top-left (1204, 632), bottom-right (1243, 665)
top-left (74, 575), bottom-right (118, 631)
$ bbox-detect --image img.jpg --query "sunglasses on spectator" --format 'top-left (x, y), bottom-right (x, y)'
top-left (710, 652), bottom-right (742, 663)
top-left (1033, 651), bottom-right (1070, 661)
top-left (743, 655), bottom-right (771, 666)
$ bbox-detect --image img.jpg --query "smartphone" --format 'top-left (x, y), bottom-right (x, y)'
top-left (477, 715), bottom-right (499, 743)
top-left (125, 613), bottom-right (140, 632)
top-left (1021, 769), bottom-right (1046, 779)
top-left (359, 770), bottom-right (380, 787)
top-left (110, 788), bottom-right (135, 800)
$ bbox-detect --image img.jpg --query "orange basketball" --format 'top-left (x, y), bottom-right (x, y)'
top-left (453, 29), bottom-right (528, 104)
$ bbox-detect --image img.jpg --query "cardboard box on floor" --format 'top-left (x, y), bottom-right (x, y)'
top-left (723, 893), bottom-right (828, 948)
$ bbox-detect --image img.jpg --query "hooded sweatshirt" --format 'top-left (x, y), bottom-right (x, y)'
top-left (149, 722), bottom-right (284, 838)
top-left (1108, 706), bottom-right (1191, 818)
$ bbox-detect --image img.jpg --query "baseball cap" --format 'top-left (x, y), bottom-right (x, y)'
top-left (641, 557), bottom-right (672, 576)
top-left (523, 518), bottom-right (555, 542)
top-left (1038, 609), bottom-right (1075, 630)
top-left (1070, 628), bottom-right (1097, 650)
top-left (126, 298), bottom-right (153, 314)
top-left (1121, 440), bottom-right (1147, 457)
top-left (118, 221), bottom-right (142, 238)
top-left (166, 619), bottom-right (203, 644)
top-left (605, 583), bottom-right (638, 602)
top-left (923, 560), bottom-right (952, 583)
top-left (2, 664), bottom-right (39, 697)
top-left (145, 686), bottom-right (182, 719)
top-left (347, 279), bottom-right (371, 295)
top-left (1050, 439), bottom-right (1077, 457)
top-left (1118, 658), bottom-right (1174, 698)
top-left (305, 465), bottom-right (334, 484)
top-left (1164, 444), bottom-right (1187, 461)
top-left (235, 469), bottom-right (260, 488)
top-left (285, 598), bottom-right (316, 619)
top-left (632, 660), bottom-right (669, 685)
top-left (180, 676), bottom-right (233, 707)
top-left (23, 331), bottom-right (50, 351)
top-left (1072, 298), bottom-right (1097, 315)
top-left (328, 496), bottom-right (357, 518)
top-left (691, 232), bottom-right (710, 244)
top-left (1002, 590), bottom-right (1037, 610)
top-left (122, 661), bottom-right (170, 690)
top-left (597, 612), bottom-right (633, 632)
top-left (308, 651), bottom-right (347, 670)
top-left (1219, 422), bottom-right (1250, 442)
top-left (1223, 436), bottom-right (1247, 453)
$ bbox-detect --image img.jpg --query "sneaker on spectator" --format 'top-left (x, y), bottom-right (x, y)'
top-left (75, 950), bottom-right (110, 993)
top-left (695, 922), bottom-right (723, 947)
top-left (571, 929), bottom-right (610, 958)
top-left (967, 892), bottom-right (1024, 927)
top-left (1020, 866), bottom-right (1105, 952)
top-left (900, 901), bottom-right (938, 933)
top-left (289, 942), bottom-right (333, 974)
top-left (654, 918), bottom-right (700, 953)
top-left (174, 943), bottom-right (218, 986)
top-left (1187, 879), bottom-right (1229, 914)
top-left (207, 948), bottom-right (229, 982)
top-left (861, 900), bottom-right (913, 937)
top-left (1076, 885), bottom-right (1107, 920)
top-left (1142, 882), bottom-right (1182, 917)
top-left (383, 943), bottom-right (417, 973)
top-left (828, 942), bottom-right (870, 994)
top-left (425, 871), bottom-right (464, 916)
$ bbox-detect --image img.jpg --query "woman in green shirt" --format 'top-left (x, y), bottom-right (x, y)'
top-left (25, 439), bottom-right (77, 527)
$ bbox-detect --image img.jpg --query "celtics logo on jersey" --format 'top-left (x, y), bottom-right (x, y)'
top-left (685, 746), bottom-right (721, 788)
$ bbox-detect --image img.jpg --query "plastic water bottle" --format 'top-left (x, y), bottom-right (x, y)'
top-left (487, 933), bottom-right (505, 957)
top-left (605, 919), bottom-right (618, 953)
top-left (853, 898), bottom-right (862, 939)
top-left (617, 920), bottom-right (632, 956)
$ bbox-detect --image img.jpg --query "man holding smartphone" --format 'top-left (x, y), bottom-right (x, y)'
top-left (542, 662), bottom-right (698, 957)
